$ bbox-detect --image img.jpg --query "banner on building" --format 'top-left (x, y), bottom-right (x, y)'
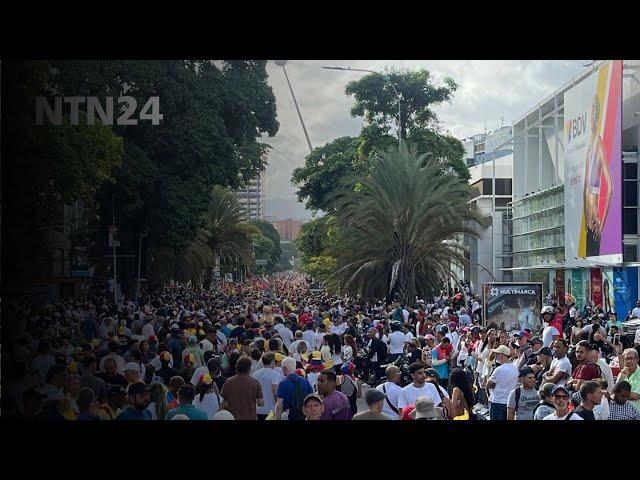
top-left (591, 268), bottom-right (603, 308)
top-left (602, 269), bottom-right (615, 314)
top-left (613, 267), bottom-right (638, 318)
top-left (571, 269), bottom-right (586, 309)
top-left (556, 269), bottom-right (566, 306)
top-left (564, 60), bottom-right (622, 267)
top-left (483, 282), bottom-right (543, 332)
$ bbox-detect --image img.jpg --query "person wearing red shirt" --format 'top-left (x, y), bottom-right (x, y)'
top-left (567, 341), bottom-right (602, 392)
top-left (298, 310), bottom-right (312, 327)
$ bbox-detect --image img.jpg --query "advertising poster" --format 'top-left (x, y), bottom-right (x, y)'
top-left (564, 60), bottom-right (622, 266)
top-left (613, 267), bottom-right (638, 318)
top-left (556, 270), bottom-right (565, 306)
top-left (602, 269), bottom-right (615, 314)
top-left (591, 268), bottom-right (603, 308)
top-left (483, 283), bottom-right (543, 332)
top-left (572, 269), bottom-right (586, 309)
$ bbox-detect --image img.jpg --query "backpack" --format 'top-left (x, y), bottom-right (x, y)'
top-left (288, 377), bottom-right (305, 421)
top-left (514, 387), bottom-right (522, 412)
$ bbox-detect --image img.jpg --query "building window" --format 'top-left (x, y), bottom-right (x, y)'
top-left (624, 244), bottom-right (638, 262)
top-left (624, 163), bottom-right (637, 180)
top-left (624, 181), bottom-right (638, 207)
top-left (624, 208), bottom-right (638, 235)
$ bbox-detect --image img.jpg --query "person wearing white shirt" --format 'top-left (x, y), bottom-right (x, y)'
top-left (403, 326), bottom-right (415, 345)
top-left (375, 366), bottom-right (403, 419)
top-left (542, 339), bottom-right (572, 387)
top-left (387, 326), bottom-right (406, 360)
top-left (289, 331), bottom-right (311, 357)
top-left (397, 363), bottom-right (442, 410)
top-left (588, 348), bottom-right (614, 394)
top-left (302, 325), bottom-right (316, 350)
top-left (631, 302), bottom-right (640, 319)
top-left (569, 305), bottom-right (577, 319)
top-left (635, 328), bottom-right (640, 347)
top-left (543, 385), bottom-right (583, 420)
top-left (486, 345), bottom-right (519, 420)
top-left (142, 321), bottom-right (155, 341)
top-left (252, 352), bottom-right (281, 419)
top-left (402, 308), bottom-right (409, 323)
top-left (313, 329), bottom-right (325, 351)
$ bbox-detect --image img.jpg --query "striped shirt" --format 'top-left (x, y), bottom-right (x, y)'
top-left (607, 398), bottom-right (640, 420)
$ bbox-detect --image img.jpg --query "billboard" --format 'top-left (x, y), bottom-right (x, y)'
top-left (564, 60), bottom-right (622, 266)
top-left (483, 283), bottom-right (543, 332)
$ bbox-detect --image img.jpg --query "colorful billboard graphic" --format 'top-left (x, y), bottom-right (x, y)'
top-left (603, 269), bottom-right (615, 314)
top-left (564, 60), bottom-right (622, 266)
top-left (613, 267), bottom-right (638, 318)
top-left (483, 283), bottom-right (543, 332)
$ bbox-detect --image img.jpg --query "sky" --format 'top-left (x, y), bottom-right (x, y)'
top-left (261, 60), bottom-right (589, 220)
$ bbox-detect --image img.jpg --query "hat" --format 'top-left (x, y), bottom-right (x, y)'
top-left (529, 337), bottom-right (543, 345)
top-left (341, 362), bottom-right (356, 376)
top-left (537, 346), bottom-right (553, 356)
top-left (414, 396), bottom-right (442, 420)
top-left (303, 393), bottom-right (323, 406)
top-left (551, 384), bottom-right (571, 396)
top-left (212, 410), bottom-right (235, 420)
top-left (492, 345), bottom-right (511, 356)
top-left (124, 362), bottom-right (140, 372)
top-left (127, 382), bottom-right (150, 396)
top-left (188, 335), bottom-right (198, 343)
top-left (274, 353), bottom-right (285, 363)
top-left (541, 306), bottom-right (554, 314)
top-left (425, 368), bottom-right (439, 378)
top-left (365, 389), bottom-right (387, 406)
top-left (107, 385), bottom-right (126, 397)
top-left (539, 383), bottom-right (556, 398)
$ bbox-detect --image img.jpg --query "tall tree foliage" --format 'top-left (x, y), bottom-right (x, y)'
top-left (325, 144), bottom-right (485, 303)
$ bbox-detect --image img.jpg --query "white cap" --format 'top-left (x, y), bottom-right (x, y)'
top-left (124, 362), bottom-right (140, 372)
top-left (213, 410), bottom-right (235, 420)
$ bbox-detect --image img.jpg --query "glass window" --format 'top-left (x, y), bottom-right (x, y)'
top-left (624, 208), bottom-right (638, 235)
top-left (624, 181), bottom-right (638, 207)
top-left (624, 244), bottom-right (638, 262)
top-left (624, 163), bottom-right (637, 180)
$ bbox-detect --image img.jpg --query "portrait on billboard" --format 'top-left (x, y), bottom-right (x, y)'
top-left (483, 283), bottom-right (543, 332)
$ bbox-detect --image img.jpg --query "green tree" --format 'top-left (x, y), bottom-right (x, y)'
top-left (327, 144), bottom-right (484, 304)
top-left (48, 60), bottom-right (279, 267)
top-left (292, 68), bottom-right (469, 215)
top-left (2, 61), bottom-right (124, 281)
top-left (249, 219), bottom-right (282, 272)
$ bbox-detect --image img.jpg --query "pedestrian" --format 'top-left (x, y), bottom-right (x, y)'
top-left (147, 382), bottom-right (169, 421)
top-left (116, 382), bottom-right (152, 420)
top-left (616, 348), bottom-right (640, 411)
top-left (449, 367), bottom-right (476, 420)
top-left (192, 373), bottom-right (222, 420)
top-left (533, 382), bottom-right (557, 420)
top-left (375, 365), bottom-right (403, 420)
top-left (413, 396), bottom-right (443, 420)
top-left (302, 393), bottom-right (324, 420)
top-left (352, 389), bottom-right (392, 420)
top-left (486, 345), bottom-right (519, 420)
top-left (252, 352), bottom-right (281, 420)
top-left (317, 369), bottom-right (351, 420)
top-left (506, 367), bottom-right (539, 420)
top-left (165, 383), bottom-right (208, 420)
top-left (398, 362), bottom-right (441, 410)
top-left (608, 380), bottom-right (640, 420)
top-left (542, 385), bottom-right (582, 420)
top-left (220, 355), bottom-right (264, 420)
top-left (98, 385), bottom-right (127, 420)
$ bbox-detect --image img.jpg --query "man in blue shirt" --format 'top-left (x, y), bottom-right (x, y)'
top-left (275, 357), bottom-right (313, 420)
top-left (116, 382), bottom-right (152, 420)
top-left (166, 384), bottom-right (208, 420)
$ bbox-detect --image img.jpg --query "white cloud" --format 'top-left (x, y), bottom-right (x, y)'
top-left (263, 60), bottom-right (587, 219)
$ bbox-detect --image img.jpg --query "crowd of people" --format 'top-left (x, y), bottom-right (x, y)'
top-left (3, 273), bottom-right (640, 421)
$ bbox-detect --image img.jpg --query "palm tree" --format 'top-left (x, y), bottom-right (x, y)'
top-left (146, 185), bottom-right (258, 287)
top-left (327, 143), bottom-right (485, 304)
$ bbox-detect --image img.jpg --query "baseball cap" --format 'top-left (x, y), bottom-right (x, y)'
top-left (303, 393), bottom-right (323, 407)
top-left (107, 385), bottom-right (126, 397)
top-left (127, 382), bottom-right (150, 396)
top-left (188, 335), bottom-right (198, 343)
top-left (491, 345), bottom-right (511, 356)
top-left (365, 389), bottom-right (386, 405)
top-left (551, 384), bottom-right (571, 396)
top-left (213, 410), bottom-right (235, 420)
top-left (541, 306), bottom-right (554, 314)
top-left (425, 368), bottom-right (439, 378)
top-left (537, 347), bottom-right (553, 357)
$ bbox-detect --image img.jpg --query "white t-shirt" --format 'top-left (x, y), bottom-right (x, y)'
top-left (404, 331), bottom-right (415, 344)
top-left (597, 358), bottom-right (614, 394)
top-left (634, 329), bottom-right (640, 345)
top-left (252, 367), bottom-right (281, 415)
top-left (631, 307), bottom-right (640, 318)
top-left (388, 331), bottom-right (406, 354)
top-left (289, 339), bottom-right (311, 356)
top-left (569, 307), bottom-right (577, 319)
top-left (398, 382), bottom-right (441, 409)
top-left (376, 381), bottom-right (403, 419)
top-left (313, 332), bottom-right (325, 351)
top-left (543, 411), bottom-right (583, 420)
top-left (280, 328), bottom-right (294, 350)
top-left (302, 330), bottom-right (316, 349)
top-left (193, 392), bottom-right (222, 420)
top-left (402, 309), bottom-right (410, 323)
top-left (307, 371), bottom-right (320, 392)
top-left (548, 357), bottom-right (572, 386)
top-left (488, 362), bottom-right (519, 404)
top-left (199, 338), bottom-right (214, 353)
top-left (341, 345), bottom-right (354, 363)
top-left (542, 325), bottom-right (560, 348)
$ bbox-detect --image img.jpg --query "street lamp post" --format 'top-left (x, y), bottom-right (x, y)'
top-left (323, 66), bottom-right (402, 148)
top-left (274, 60), bottom-right (314, 154)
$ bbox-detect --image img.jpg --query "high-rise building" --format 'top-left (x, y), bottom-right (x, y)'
top-left (273, 218), bottom-right (303, 242)
top-left (236, 172), bottom-right (266, 221)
